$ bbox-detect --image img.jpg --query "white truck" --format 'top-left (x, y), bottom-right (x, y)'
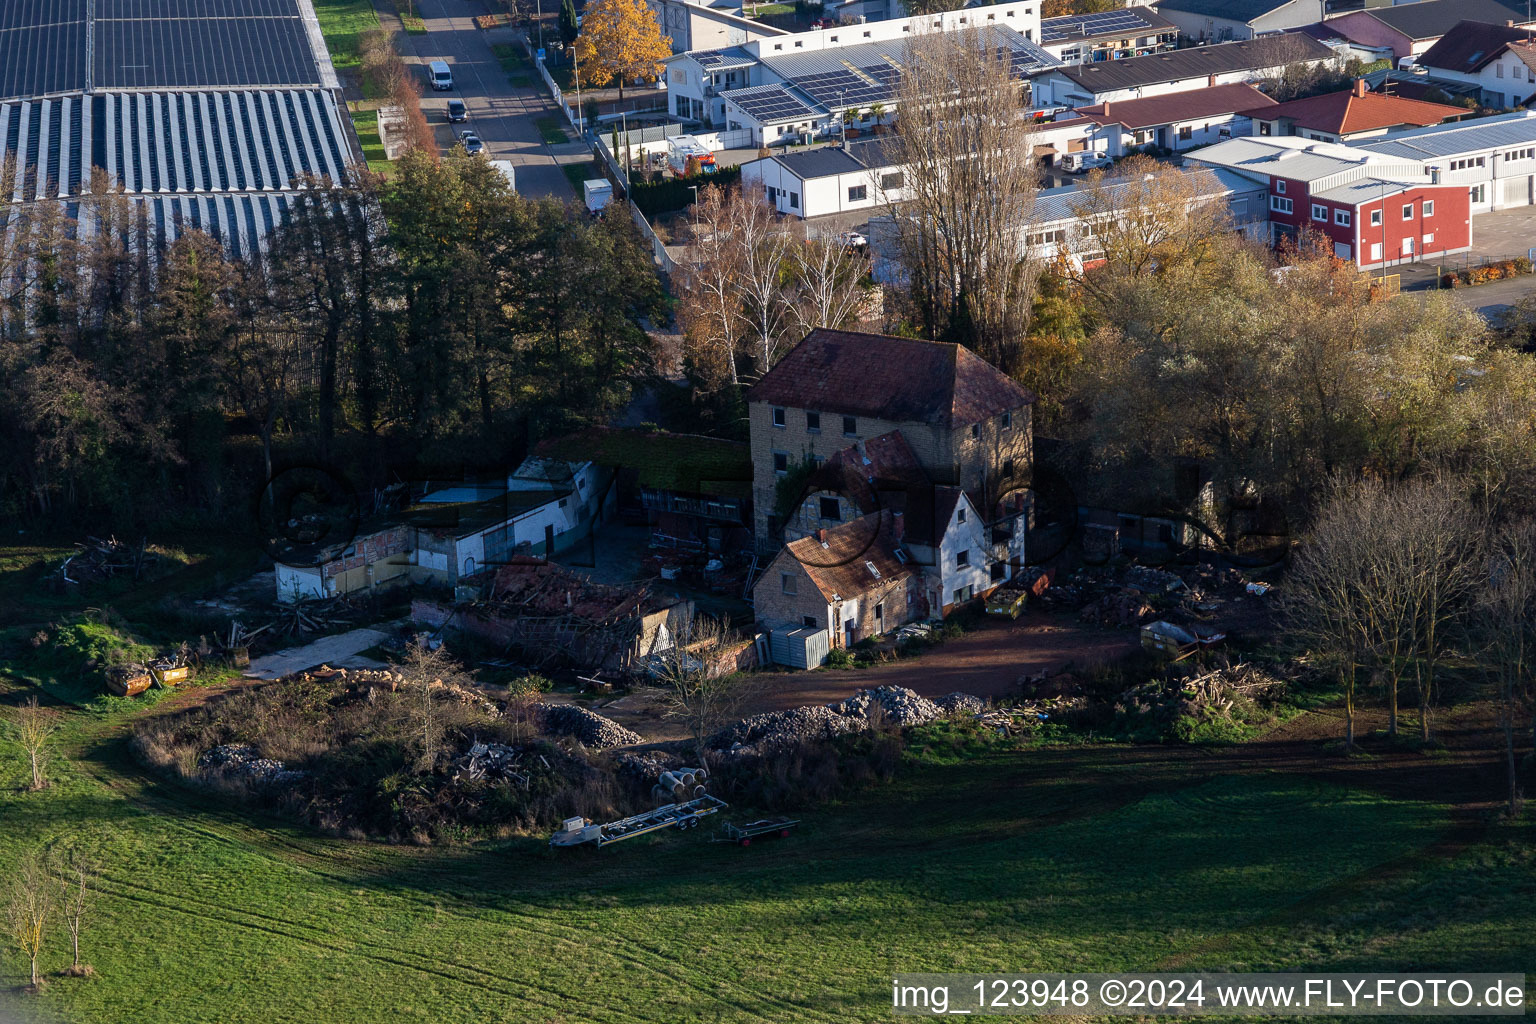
top-left (489, 159), bottom-right (517, 192)
top-left (666, 135), bottom-right (717, 176)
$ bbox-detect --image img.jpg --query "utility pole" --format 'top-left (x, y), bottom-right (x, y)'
top-left (572, 45), bottom-right (584, 133)
top-left (837, 88), bottom-right (847, 148)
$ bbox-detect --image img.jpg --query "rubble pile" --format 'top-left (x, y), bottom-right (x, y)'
top-left (1078, 590), bottom-right (1158, 627)
top-left (1119, 662), bottom-right (1286, 721)
top-left (198, 745), bottom-right (308, 787)
top-left (934, 692), bottom-right (986, 715)
top-left (832, 686), bottom-right (944, 726)
top-left (453, 740), bottom-right (530, 784)
top-left (540, 703), bottom-right (643, 749)
top-left (292, 665), bottom-right (503, 718)
top-left (716, 705), bottom-right (868, 751)
top-left (975, 695), bottom-right (1086, 735)
top-left (613, 751), bottom-right (676, 779)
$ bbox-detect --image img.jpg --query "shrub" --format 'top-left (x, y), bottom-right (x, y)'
top-left (825, 647), bottom-right (854, 669)
top-left (630, 166), bottom-right (742, 217)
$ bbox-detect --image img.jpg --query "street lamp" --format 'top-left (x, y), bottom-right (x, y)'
top-left (689, 184), bottom-right (700, 239)
top-left (837, 88), bottom-right (847, 148)
top-left (572, 46), bottom-right (584, 134)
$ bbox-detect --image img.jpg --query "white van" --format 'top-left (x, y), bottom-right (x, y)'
top-left (428, 60), bottom-right (454, 91)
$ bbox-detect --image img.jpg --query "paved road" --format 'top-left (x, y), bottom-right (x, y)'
top-left (244, 627), bottom-right (393, 679)
top-left (388, 0), bottom-right (583, 199)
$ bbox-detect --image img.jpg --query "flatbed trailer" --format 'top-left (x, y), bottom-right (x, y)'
top-left (550, 795), bottom-right (727, 848)
top-left (712, 817), bottom-right (800, 846)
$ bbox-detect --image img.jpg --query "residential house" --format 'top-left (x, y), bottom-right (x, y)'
top-left (745, 329), bottom-right (1035, 549)
top-left (1185, 134), bottom-right (1473, 268)
top-left (538, 426), bottom-right (754, 555)
top-left (1031, 31), bottom-right (1339, 108)
top-left (740, 139), bottom-right (909, 218)
top-left (1038, 6), bottom-right (1177, 65)
top-left (1352, 108), bottom-right (1536, 212)
top-left (1321, 0), bottom-right (1536, 62)
top-left (752, 510), bottom-right (921, 649)
top-left (1075, 81), bottom-right (1277, 153)
top-left (1153, 0), bottom-right (1327, 43)
top-left (1245, 79), bottom-right (1465, 142)
top-left (1414, 19), bottom-right (1536, 110)
top-left (663, 2), bottom-right (1053, 140)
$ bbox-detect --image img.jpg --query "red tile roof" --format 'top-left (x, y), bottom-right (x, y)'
top-left (1244, 84), bottom-right (1464, 136)
top-left (747, 329), bottom-right (1033, 427)
top-left (1076, 82), bottom-right (1276, 130)
top-left (783, 510), bottom-right (915, 602)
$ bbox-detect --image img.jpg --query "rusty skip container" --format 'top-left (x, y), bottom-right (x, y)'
top-left (106, 668), bottom-right (153, 697)
top-left (150, 664), bottom-right (191, 688)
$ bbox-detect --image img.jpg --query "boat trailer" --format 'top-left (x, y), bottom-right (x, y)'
top-left (550, 794), bottom-right (728, 848)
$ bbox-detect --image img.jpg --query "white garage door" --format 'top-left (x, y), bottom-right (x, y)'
top-left (1502, 176), bottom-right (1532, 207)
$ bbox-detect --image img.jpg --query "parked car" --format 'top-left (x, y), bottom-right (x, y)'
top-left (837, 230), bottom-right (868, 252)
top-left (1062, 151), bottom-right (1112, 174)
top-left (459, 131), bottom-right (484, 155)
top-left (446, 98), bottom-right (468, 122)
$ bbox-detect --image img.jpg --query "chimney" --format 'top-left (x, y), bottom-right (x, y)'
top-left (1429, 164), bottom-right (1441, 184)
top-left (1102, 100), bottom-right (1110, 117)
top-left (1208, 73), bottom-right (1216, 86)
top-left (1354, 78), bottom-right (1367, 98)
top-left (817, 528), bottom-right (828, 545)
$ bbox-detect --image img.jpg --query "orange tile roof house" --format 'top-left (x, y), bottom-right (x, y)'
top-left (1244, 79), bottom-right (1466, 143)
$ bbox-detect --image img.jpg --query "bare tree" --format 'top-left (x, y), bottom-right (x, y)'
top-left (1281, 484), bottom-right (1379, 749)
top-left (728, 190), bottom-right (795, 375)
top-left (400, 638), bottom-right (465, 771)
top-left (787, 229), bottom-right (872, 338)
top-left (653, 615), bottom-right (760, 768)
top-left (6, 851), bottom-right (54, 989)
top-left (675, 185), bottom-right (744, 389)
top-left (1479, 520), bottom-right (1536, 815)
top-left (52, 848), bottom-right (94, 976)
top-left (885, 25), bottom-right (1040, 373)
top-left (6, 697), bottom-right (57, 791)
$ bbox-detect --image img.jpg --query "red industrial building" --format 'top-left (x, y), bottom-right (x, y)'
top-left (1186, 135), bottom-right (1471, 270)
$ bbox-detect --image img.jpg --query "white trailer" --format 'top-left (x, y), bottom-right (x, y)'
top-left (489, 159), bottom-right (517, 192)
top-left (583, 178), bottom-right (613, 213)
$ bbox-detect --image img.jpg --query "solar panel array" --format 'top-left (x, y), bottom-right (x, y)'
top-left (1039, 8), bottom-right (1161, 44)
top-left (793, 62), bottom-right (901, 109)
top-left (0, 0), bottom-right (319, 100)
top-left (724, 85), bottom-right (817, 124)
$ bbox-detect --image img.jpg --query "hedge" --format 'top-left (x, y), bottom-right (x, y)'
top-left (630, 167), bottom-right (742, 217)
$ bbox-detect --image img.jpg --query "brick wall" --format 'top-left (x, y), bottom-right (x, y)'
top-left (322, 526), bottom-right (410, 583)
top-left (751, 552), bottom-right (831, 631)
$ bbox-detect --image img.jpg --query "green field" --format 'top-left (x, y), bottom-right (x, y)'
top-left (310, 0), bottom-right (383, 68)
top-left (350, 108), bottom-right (395, 176)
top-left (535, 115), bottom-right (571, 146)
top-left (1, 684), bottom-right (1531, 1022)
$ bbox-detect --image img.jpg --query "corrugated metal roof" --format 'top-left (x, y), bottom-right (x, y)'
top-left (1185, 134), bottom-right (1423, 185)
top-left (1030, 165), bottom-right (1264, 222)
top-left (692, 46), bottom-right (757, 70)
top-left (1353, 110), bottom-right (1536, 160)
top-left (1040, 6), bottom-right (1174, 44)
top-left (1311, 177), bottom-right (1413, 203)
top-left (1155, 0), bottom-right (1298, 21)
top-left (1051, 32), bottom-right (1336, 93)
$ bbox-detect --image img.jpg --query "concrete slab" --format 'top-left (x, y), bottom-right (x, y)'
top-left (245, 627), bottom-right (395, 680)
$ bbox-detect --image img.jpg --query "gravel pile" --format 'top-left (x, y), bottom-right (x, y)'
top-left (198, 744), bottom-right (307, 787)
top-left (831, 686), bottom-right (944, 726)
top-left (713, 705), bottom-right (866, 751)
top-left (540, 703), bottom-right (642, 749)
top-left (613, 751), bottom-right (676, 779)
top-left (934, 692), bottom-right (985, 715)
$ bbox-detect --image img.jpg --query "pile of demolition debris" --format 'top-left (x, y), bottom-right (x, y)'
top-left (935, 692), bottom-right (986, 715)
top-left (1118, 661), bottom-right (1286, 724)
top-left (613, 751), bottom-right (678, 779)
top-left (539, 703), bottom-right (643, 749)
top-left (198, 745), bottom-right (308, 787)
top-left (1032, 562), bottom-right (1272, 630)
top-left (452, 740), bottom-right (535, 785)
top-left (713, 686), bottom-right (978, 756)
top-left (292, 665), bottom-right (504, 718)
top-left (56, 535), bottom-right (158, 586)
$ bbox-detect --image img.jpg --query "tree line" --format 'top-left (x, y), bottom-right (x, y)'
top-left (0, 150), bottom-right (663, 524)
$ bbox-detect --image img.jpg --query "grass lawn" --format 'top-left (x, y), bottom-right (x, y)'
top-left (492, 43), bottom-right (536, 89)
top-left (0, 685), bottom-right (1531, 1023)
top-left (536, 115), bottom-right (571, 146)
top-left (310, 0), bottom-right (382, 68)
top-left (562, 160), bottom-right (601, 197)
top-left (744, 2), bottom-right (795, 14)
top-left (349, 108), bottom-right (394, 176)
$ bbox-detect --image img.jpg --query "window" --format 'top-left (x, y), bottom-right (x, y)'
top-left (773, 451), bottom-right (789, 474)
top-left (1026, 228), bottom-right (1066, 246)
top-left (558, 497), bottom-right (568, 508)
top-left (1497, 62), bottom-right (1505, 78)
top-left (1334, 208), bottom-right (1351, 226)
top-left (1270, 195), bottom-right (1293, 214)
top-left (781, 573), bottom-right (797, 595)
top-left (1259, 121), bottom-right (1272, 136)
top-left (956, 549), bottom-right (969, 567)
top-left (789, 192), bottom-right (799, 209)
top-left (880, 171), bottom-right (904, 190)
top-left (1001, 411), bottom-right (1012, 430)
top-left (990, 561), bottom-right (1006, 582)
top-left (819, 497), bottom-right (841, 521)
top-left (842, 416), bottom-right (857, 436)
top-left (970, 423), bottom-right (981, 439)
top-left (1177, 125), bottom-right (1192, 141)
top-left (806, 411), bottom-right (820, 432)
top-left (1370, 241), bottom-right (1383, 261)
top-left (848, 184), bottom-right (867, 202)
top-left (1402, 237), bottom-right (1415, 256)
top-left (1450, 157), bottom-right (1487, 171)
top-left (772, 406), bottom-right (786, 427)
top-left (802, 615), bottom-right (817, 628)
top-left (1370, 209), bottom-right (1382, 226)
top-left (1470, 183), bottom-right (1486, 204)
top-left (1002, 458), bottom-right (1015, 478)
top-left (1422, 200), bottom-right (1434, 216)
top-left (1423, 232), bottom-right (1434, 246)
top-left (957, 507), bottom-right (967, 524)
top-left (1402, 203), bottom-right (1414, 220)
top-left (1275, 180), bottom-right (1286, 194)
top-left (1311, 203), bottom-right (1327, 222)
top-left (953, 587), bottom-right (967, 603)
top-left (1506, 147), bottom-right (1535, 161)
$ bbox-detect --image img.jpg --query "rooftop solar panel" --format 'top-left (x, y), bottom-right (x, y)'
top-left (1040, 9), bottom-right (1160, 43)
top-left (1, 0), bottom-right (87, 32)
top-left (98, 0), bottom-right (301, 19)
top-left (725, 86), bottom-right (818, 123)
top-left (94, 15), bottom-right (317, 89)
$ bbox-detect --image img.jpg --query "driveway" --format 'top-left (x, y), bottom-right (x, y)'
top-left (383, 0), bottom-right (581, 198)
top-left (244, 626), bottom-right (394, 679)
